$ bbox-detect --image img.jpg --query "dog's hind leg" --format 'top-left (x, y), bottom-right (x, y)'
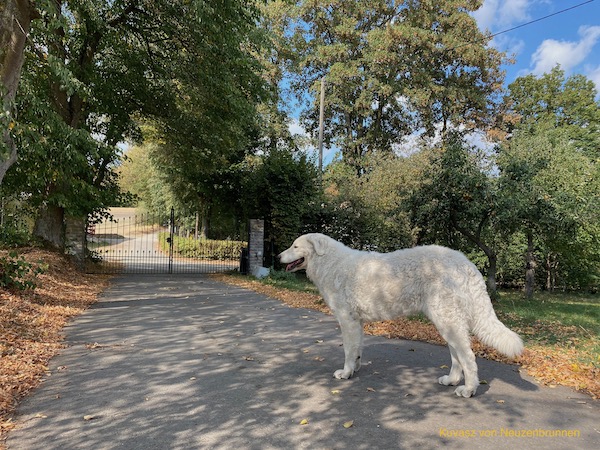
top-left (433, 321), bottom-right (479, 397)
top-left (333, 313), bottom-right (364, 380)
top-left (438, 344), bottom-right (463, 386)
top-left (439, 327), bottom-right (479, 397)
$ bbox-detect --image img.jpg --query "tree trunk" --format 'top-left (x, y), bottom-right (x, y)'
top-left (0, 0), bottom-right (35, 184)
top-left (200, 215), bottom-right (208, 240)
top-left (453, 223), bottom-right (498, 299)
top-left (525, 231), bottom-right (536, 299)
top-left (33, 204), bottom-right (65, 249)
top-left (486, 253), bottom-right (498, 301)
top-left (545, 252), bottom-right (558, 291)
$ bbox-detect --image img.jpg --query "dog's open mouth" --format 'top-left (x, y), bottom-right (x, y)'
top-left (285, 258), bottom-right (305, 272)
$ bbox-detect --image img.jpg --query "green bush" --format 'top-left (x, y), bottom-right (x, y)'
top-left (159, 233), bottom-right (246, 260)
top-left (0, 252), bottom-right (46, 291)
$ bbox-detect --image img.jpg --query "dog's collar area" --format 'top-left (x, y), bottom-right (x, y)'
top-left (285, 258), bottom-right (305, 272)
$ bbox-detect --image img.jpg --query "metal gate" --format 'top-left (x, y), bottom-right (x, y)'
top-left (85, 207), bottom-right (246, 274)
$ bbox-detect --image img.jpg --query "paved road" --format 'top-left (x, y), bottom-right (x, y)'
top-left (7, 275), bottom-right (599, 450)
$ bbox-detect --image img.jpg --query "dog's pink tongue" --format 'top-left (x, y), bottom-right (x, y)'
top-left (286, 259), bottom-right (301, 271)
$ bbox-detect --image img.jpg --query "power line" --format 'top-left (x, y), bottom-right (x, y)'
top-left (451, 0), bottom-right (596, 51)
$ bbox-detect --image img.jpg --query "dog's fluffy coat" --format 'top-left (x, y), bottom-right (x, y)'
top-left (278, 233), bottom-right (523, 397)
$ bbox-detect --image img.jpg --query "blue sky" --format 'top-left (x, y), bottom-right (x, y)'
top-left (473, 0), bottom-right (600, 89)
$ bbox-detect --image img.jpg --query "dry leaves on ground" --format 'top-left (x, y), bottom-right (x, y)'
top-left (0, 249), bottom-right (111, 445)
top-left (212, 274), bottom-right (599, 400)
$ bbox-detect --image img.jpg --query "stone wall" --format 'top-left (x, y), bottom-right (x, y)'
top-left (64, 216), bottom-right (85, 267)
top-left (248, 219), bottom-right (265, 277)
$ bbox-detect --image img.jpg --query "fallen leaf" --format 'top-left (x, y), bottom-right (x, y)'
top-left (331, 390), bottom-right (340, 395)
top-left (86, 342), bottom-right (103, 349)
top-left (479, 380), bottom-right (488, 385)
top-left (83, 414), bottom-right (98, 421)
top-left (439, 364), bottom-right (449, 369)
top-left (314, 356), bottom-right (325, 362)
top-left (496, 399), bottom-right (505, 404)
top-left (299, 418), bottom-right (309, 425)
top-left (366, 387), bottom-right (376, 392)
top-left (34, 413), bottom-right (47, 419)
top-left (244, 356), bottom-right (254, 361)
top-left (315, 339), bottom-right (323, 343)
top-left (343, 420), bottom-right (354, 428)
top-left (212, 273), bottom-right (600, 401)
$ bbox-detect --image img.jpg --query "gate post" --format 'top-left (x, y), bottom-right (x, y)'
top-left (64, 215), bottom-right (85, 268)
top-left (168, 207), bottom-right (175, 274)
top-left (248, 219), bottom-right (265, 277)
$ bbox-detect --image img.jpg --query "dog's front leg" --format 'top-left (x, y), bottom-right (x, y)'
top-left (334, 313), bottom-right (364, 379)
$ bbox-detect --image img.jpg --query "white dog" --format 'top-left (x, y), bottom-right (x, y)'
top-left (278, 233), bottom-right (523, 398)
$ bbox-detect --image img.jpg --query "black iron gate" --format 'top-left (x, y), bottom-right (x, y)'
top-left (85, 207), bottom-right (246, 274)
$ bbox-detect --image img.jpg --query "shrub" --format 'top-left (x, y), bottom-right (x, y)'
top-left (0, 252), bottom-right (46, 291)
top-left (159, 233), bottom-right (247, 260)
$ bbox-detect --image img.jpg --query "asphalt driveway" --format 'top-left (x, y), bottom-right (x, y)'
top-left (6, 275), bottom-right (599, 449)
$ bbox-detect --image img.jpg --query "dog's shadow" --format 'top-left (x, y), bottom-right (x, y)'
top-left (352, 337), bottom-right (538, 397)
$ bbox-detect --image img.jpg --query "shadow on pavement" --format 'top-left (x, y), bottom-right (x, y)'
top-left (7, 275), bottom-right (598, 450)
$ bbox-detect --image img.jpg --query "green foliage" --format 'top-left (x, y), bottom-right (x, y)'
top-left (143, 1), bottom-right (270, 235)
top-left (240, 148), bottom-right (321, 255)
top-left (158, 234), bottom-right (246, 261)
top-left (505, 66), bottom-right (600, 158)
top-left (262, 270), bottom-right (320, 295)
top-left (4, 0), bottom-right (268, 247)
top-left (0, 198), bottom-right (32, 247)
top-left (319, 152), bottom-right (427, 251)
top-left (273, 0), bottom-right (505, 171)
top-left (409, 133), bottom-right (495, 246)
top-left (0, 252), bottom-right (46, 291)
top-left (496, 119), bottom-right (599, 291)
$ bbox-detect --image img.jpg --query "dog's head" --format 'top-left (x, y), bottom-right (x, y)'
top-left (278, 233), bottom-right (329, 272)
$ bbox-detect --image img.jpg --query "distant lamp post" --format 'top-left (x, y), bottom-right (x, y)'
top-left (317, 76), bottom-right (325, 177)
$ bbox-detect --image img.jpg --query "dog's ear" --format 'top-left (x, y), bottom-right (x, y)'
top-left (309, 234), bottom-right (328, 256)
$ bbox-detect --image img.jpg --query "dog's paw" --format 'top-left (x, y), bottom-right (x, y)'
top-left (333, 368), bottom-right (353, 379)
top-left (438, 375), bottom-right (460, 386)
top-left (454, 385), bottom-right (476, 398)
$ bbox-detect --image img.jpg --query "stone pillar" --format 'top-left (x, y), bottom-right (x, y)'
top-left (64, 216), bottom-right (86, 267)
top-left (248, 219), bottom-right (266, 278)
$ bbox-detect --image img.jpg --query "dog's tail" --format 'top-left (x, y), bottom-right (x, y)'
top-left (472, 313), bottom-right (524, 359)
top-left (460, 265), bottom-right (524, 359)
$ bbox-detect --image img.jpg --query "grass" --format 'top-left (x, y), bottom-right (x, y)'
top-left (494, 291), bottom-right (600, 368)
top-left (261, 270), bottom-right (320, 295)
top-left (215, 270), bottom-right (600, 399)
top-left (495, 291), bottom-right (599, 339)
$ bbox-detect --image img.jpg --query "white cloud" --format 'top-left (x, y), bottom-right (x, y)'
top-left (288, 119), bottom-right (309, 137)
top-left (585, 64), bottom-right (600, 95)
top-left (489, 33), bottom-right (526, 57)
top-left (473, 0), bottom-right (533, 32)
top-left (530, 25), bottom-right (600, 75)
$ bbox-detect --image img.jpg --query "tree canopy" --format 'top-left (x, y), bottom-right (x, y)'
top-left (272, 0), bottom-right (505, 172)
top-left (2, 0), bottom-right (269, 246)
